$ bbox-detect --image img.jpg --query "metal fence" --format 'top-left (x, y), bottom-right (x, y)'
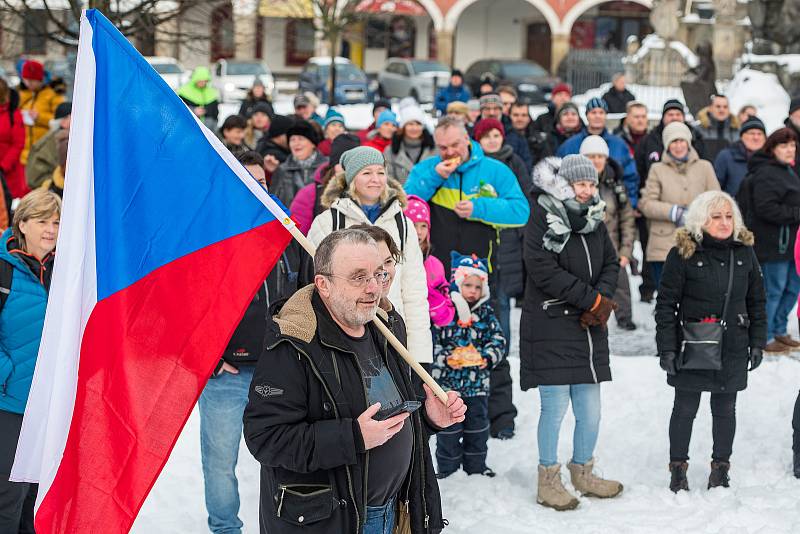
top-left (557, 49), bottom-right (627, 95)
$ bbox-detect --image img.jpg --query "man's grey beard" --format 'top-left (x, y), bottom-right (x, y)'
top-left (328, 290), bottom-right (378, 329)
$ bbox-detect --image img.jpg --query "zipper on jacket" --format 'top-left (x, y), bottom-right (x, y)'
top-left (579, 235), bottom-right (599, 384)
top-left (271, 339), bottom-right (361, 531)
top-left (541, 298), bottom-right (566, 310)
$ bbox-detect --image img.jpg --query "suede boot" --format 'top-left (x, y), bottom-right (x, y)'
top-left (567, 459), bottom-right (623, 498)
top-left (537, 464), bottom-right (579, 511)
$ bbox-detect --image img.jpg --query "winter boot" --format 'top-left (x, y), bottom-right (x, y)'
top-left (708, 461), bottom-right (730, 489)
top-left (669, 461), bottom-right (689, 493)
top-left (537, 464), bottom-right (579, 511)
top-left (567, 459), bottom-right (623, 498)
top-left (794, 451), bottom-right (800, 479)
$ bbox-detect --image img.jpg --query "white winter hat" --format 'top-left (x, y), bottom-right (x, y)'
top-left (400, 105), bottom-right (427, 127)
top-left (579, 135), bottom-right (609, 157)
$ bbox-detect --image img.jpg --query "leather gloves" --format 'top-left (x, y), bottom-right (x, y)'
top-left (660, 352), bottom-right (678, 375)
top-left (748, 347), bottom-right (763, 371)
top-left (579, 310), bottom-right (601, 330)
top-left (591, 295), bottom-right (618, 325)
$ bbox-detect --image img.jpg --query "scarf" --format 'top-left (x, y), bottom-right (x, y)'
top-left (403, 137), bottom-right (423, 163)
top-left (537, 194), bottom-right (606, 253)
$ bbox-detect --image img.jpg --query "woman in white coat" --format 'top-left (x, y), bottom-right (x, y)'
top-left (307, 146), bottom-right (433, 362)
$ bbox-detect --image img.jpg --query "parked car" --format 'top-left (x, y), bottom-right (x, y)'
top-left (213, 59), bottom-right (276, 103)
top-left (145, 56), bottom-right (188, 91)
top-left (464, 58), bottom-right (559, 104)
top-left (298, 57), bottom-right (372, 105)
top-left (377, 58), bottom-right (450, 103)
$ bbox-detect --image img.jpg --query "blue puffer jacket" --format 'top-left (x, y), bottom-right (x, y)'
top-left (0, 228), bottom-right (50, 414)
top-left (556, 128), bottom-right (641, 208)
top-left (435, 84), bottom-right (471, 114)
top-left (431, 301), bottom-right (506, 397)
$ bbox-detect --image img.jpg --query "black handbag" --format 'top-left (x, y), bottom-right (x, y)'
top-left (679, 249), bottom-right (735, 371)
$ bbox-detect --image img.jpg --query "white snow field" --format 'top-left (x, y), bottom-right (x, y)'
top-left (132, 287), bottom-right (800, 533)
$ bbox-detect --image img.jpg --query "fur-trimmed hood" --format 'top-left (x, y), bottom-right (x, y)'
top-left (532, 156), bottom-right (574, 201)
top-left (675, 227), bottom-right (755, 259)
top-left (272, 284), bottom-right (389, 344)
top-left (319, 172), bottom-right (408, 210)
top-left (697, 106), bottom-right (740, 130)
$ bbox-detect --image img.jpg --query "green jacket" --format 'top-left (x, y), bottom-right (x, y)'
top-left (177, 67), bottom-right (220, 105)
top-left (25, 127), bottom-right (60, 189)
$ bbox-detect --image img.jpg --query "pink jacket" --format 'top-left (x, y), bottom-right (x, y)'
top-left (289, 163), bottom-right (328, 235)
top-left (425, 255), bottom-right (455, 327)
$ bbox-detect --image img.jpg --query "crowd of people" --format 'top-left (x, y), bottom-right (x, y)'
top-left (2, 59), bottom-right (800, 534)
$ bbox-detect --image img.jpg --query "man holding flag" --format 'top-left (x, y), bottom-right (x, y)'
top-left (244, 228), bottom-right (465, 534)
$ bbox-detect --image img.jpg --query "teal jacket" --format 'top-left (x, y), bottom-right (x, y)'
top-left (0, 228), bottom-right (50, 414)
top-left (404, 141), bottom-right (530, 273)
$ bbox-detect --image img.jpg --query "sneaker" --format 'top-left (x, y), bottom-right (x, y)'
top-left (669, 461), bottom-right (689, 493)
top-left (708, 461), bottom-right (730, 489)
top-left (775, 335), bottom-right (800, 348)
top-left (617, 319), bottom-right (637, 331)
top-left (764, 340), bottom-right (792, 354)
top-left (494, 428), bottom-right (515, 440)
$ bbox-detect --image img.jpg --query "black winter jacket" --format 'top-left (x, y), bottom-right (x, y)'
top-left (746, 151), bottom-right (800, 263)
top-left (783, 118), bottom-right (800, 176)
top-left (602, 88), bottom-right (635, 114)
top-left (634, 122), bottom-right (708, 189)
top-left (655, 230), bottom-right (767, 393)
top-left (520, 195), bottom-right (620, 389)
top-left (243, 287), bottom-right (444, 534)
top-left (487, 145), bottom-right (529, 298)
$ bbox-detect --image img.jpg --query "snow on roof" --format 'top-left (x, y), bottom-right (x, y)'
top-left (738, 53), bottom-right (800, 74)
top-left (626, 34), bottom-right (699, 69)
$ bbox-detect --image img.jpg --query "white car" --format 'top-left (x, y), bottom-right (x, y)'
top-left (377, 58), bottom-right (451, 103)
top-left (213, 60), bottom-right (276, 103)
top-left (144, 57), bottom-right (188, 91)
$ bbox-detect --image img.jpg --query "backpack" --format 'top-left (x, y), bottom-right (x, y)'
top-left (330, 207), bottom-right (409, 253)
top-left (0, 259), bottom-right (13, 312)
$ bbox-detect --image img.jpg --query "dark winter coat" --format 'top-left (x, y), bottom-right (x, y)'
top-left (745, 151), bottom-right (800, 263)
top-left (655, 229), bottom-right (767, 393)
top-left (520, 194), bottom-right (620, 390)
top-left (486, 145), bottom-right (529, 298)
top-left (714, 141), bottom-right (751, 197)
top-left (243, 286), bottom-right (444, 534)
top-left (434, 84), bottom-right (471, 114)
top-left (695, 107), bottom-right (740, 163)
top-left (634, 121), bottom-right (708, 190)
top-left (270, 151), bottom-right (328, 206)
top-left (783, 118), bottom-right (800, 176)
top-left (601, 87), bottom-right (635, 114)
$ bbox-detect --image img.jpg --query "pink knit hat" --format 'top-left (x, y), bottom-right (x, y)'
top-left (404, 195), bottom-right (431, 226)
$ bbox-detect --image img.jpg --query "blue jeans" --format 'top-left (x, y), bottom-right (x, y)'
top-left (198, 366), bottom-right (254, 534)
top-left (761, 260), bottom-right (800, 341)
top-left (362, 495), bottom-right (396, 534)
top-left (538, 384), bottom-right (601, 466)
top-left (436, 396), bottom-right (490, 475)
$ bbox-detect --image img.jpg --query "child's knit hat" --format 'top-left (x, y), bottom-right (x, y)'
top-left (449, 251), bottom-right (490, 326)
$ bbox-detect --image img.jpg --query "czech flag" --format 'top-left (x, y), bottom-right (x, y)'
top-left (10, 9), bottom-right (294, 532)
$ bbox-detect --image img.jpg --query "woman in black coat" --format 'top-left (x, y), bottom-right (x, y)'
top-left (743, 127), bottom-right (800, 353)
top-left (522, 155), bottom-right (622, 511)
top-left (656, 190), bottom-right (766, 493)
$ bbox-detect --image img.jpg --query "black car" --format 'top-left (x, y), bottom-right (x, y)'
top-left (464, 59), bottom-right (559, 104)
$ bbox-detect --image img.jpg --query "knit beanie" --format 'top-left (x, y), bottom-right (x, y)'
top-left (662, 121), bottom-right (692, 148)
top-left (268, 115), bottom-right (294, 139)
top-left (557, 102), bottom-right (580, 119)
top-left (467, 99), bottom-right (481, 112)
top-left (739, 116), bottom-right (766, 136)
top-left (340, 146), bottom-right (385, 185)
top-left (324, 110), bottom-right (345, 129)
top-left (557, 154), bottom-right (598, 185)
top-left (551, 83), bottom-right (572, 98)
top-left (404, 195), bottom-right (431, 227)
top-left (585, 97), bottom-right (608, 113)
top-left (479, 94), bottom-right (503, 109)
top-left (400, 105), bottom-right (427, 127)
top-left (329, 133), bottom-right (360, 167)
top-left (579, 135), bottom-right (609, 157)
top-left (376, 109), bottom-right (398, 127)
top-left (21, 60), bottom-right (44, 81)
top-left (55, 102), bottom-right (72, 120)
top-left (449, 252), bottom-right (490, 323)
top-left (662, 99), bottom-right (685, 116)
top-left (473, 118), bottom-right (505, 141)
top-left (447, 101), bottom-right (469, 116)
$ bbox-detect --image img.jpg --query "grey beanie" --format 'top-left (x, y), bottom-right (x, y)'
top-left (340, 146), bottom-right (385, 186)
top-left (558, 154), bottom-right (598, 185)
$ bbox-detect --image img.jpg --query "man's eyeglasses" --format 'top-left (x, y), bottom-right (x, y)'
top-left (320, 270), bottom-right (390, 288)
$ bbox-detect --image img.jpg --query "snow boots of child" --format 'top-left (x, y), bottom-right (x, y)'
top-left (567, 459), bottom-right (623, 498)
top-left (537, 464), bottom-right (579, 511)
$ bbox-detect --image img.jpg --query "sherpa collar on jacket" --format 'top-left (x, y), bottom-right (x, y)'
top-left (675, 227), bottom-right (755, 259)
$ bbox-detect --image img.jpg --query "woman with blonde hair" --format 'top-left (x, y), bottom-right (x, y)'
top-left (307, 146), bottom-right (432, 362)
top-left (655, 190), bottom-right (766, 493)
top-left (0, 189), bottom-right (61, 532)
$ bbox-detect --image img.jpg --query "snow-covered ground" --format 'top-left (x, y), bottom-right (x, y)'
top-left (132, 268), bottom-right (800, 533)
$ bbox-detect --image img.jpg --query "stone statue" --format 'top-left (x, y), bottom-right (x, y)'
top-left (681, 41), bottom-right (717, 116)
top-left (749, 0), bottom-right (800, 54)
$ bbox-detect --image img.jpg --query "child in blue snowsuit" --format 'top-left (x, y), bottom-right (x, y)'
top-left (432, 252), bottom-right (507, 478)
